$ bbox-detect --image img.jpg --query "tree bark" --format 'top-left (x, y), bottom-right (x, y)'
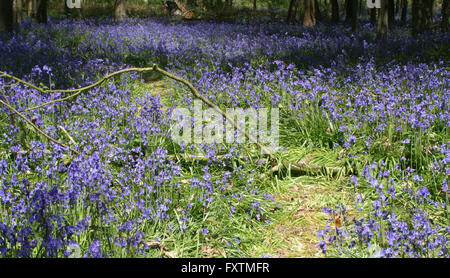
top-left (345, 0), bottom-right (352, 21)
top-left (314, 0), bottom-right (322, 21)
top-left (401, 0), bottom-right (407, 24)
top-left (287, 0), bottom-right (299, 22)
top-left (388, 0), bottom-right (395, 24)
top-left (13, 0), bottom-right (23, 25)
top-left (377, 0), bottom-right (389, 38)
top-left (370, 7), bottom-right (377, 23)
top-left (442, 0), bottom-right (449, 32)
top-left (0, 0), bottom-right (14, 31)
top-left (331, 0), bottom-right (339, 22)
top-left (351, 0), bottom-right (358, 33)
top-left (35, 0), bottom-right (47, 23)
top-left (303, 0), bottom-right (317, 26)
top-left (253, 0), bottom-right (256, 10)
top-left (27, 0), bottom-right (32, 17)
top-left (115, 0), bottom-right (126, 20)
top-left (412, 0), bottom-right (434, 36)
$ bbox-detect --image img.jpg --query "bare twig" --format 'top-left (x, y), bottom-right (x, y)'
top-left (58, 125), bottom-right (77, 145)
top-left (0, 99), bottom-right (80, 155)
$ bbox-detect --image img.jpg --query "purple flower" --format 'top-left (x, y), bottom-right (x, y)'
top-left (200, 228), bottom-right (209, 236)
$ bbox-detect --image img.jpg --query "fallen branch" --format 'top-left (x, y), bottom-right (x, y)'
top-left (260, 160), bottom-right (344, 179)
top-left (0, 99), bottom-right (80, 155)
top-left (1, 65), bottom-right (346, 178)
top-left (58, 125), bottom-right (77, 145)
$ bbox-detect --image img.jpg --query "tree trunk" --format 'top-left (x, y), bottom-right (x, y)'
top-left (27, 0), bottom-right (32, 16)
top-left (351, 0), bottom-right (358, 33)
top-left (34, 0), bottom-right (47, 23)
top-left (293, 0), bottom-right (299, 21)
top-left (442, 0), bottom-right (449, 32)
top-left (377, 0), bottom-right (389, 38)
top-left (345, 0), bottom-right (352, 21)
top-left (0, 0), bottom-right (14, 31)
top-left (411, 0), bottom-right (422, 35)
top-left (314, 0), bottom-right (322, 20)
top-left (388, 0), bottom-right (395, 24)
top-left (287, 0), bottom-right (299, 22)
top-left (115, 0), bottom-right (126, 20)
top-left (401, 0), bottom-right (407, 24)
top-left (370, 7), bottom-right (377, 23)
top-left (412, 0), bottom-right (434, 35)
top-left (253, 0), bottom-right (256, 10)
top-left (303, 0), bottom-right (317, 26)
top-left (331, 0), bottom-right (339, 22)
top-left (13, 0), bottom-right (23, 25)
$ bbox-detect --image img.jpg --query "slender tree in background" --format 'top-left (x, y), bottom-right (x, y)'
top-left (370, 6), bottom-right (377, 23)
top-left (0, 0), bottom-right (13, 31)
top-left (351, 0), bottom-right (358, 33)
top-left (293, 0), bottom-right (299, 21)
top-left (27, 0), bottom-right (32, 17)
top-left (412, 0), bottom-right (434, 36)
top-left (345, 0), bottom-right (352, 21)
top-left (303, 0), bottom-right (317, 26)
top-left (115, 0), bottom-right (126, 20)
top-left (314, 0), bottom-right (322, 21)
top-left (13, 0), bottom-right (23, 25)
top-left (441, 0), bottom-right (449, 32)
top-left (377, 0), bottom-right (389, 38)
top-left (331, 0), bottom-right (339, 22)
top-left (253, 0), bottom-right (256, 10)
top-left (287, 0), bottom-right (299, 23)
top-left (30, 0), bottom-right (36, 20)
top-left (32, 0), bottom-right (47, 23)
top-left (401, 0), bottom-right (407, 24)
top-left (388, 0), bottom-right (395, 24)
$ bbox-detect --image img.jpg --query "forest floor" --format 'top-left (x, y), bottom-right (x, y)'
top-left (138, 77), bottom-right (355, 258)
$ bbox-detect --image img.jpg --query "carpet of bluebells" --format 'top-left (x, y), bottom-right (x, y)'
top-left (0, 17), bottom-right (449, 257)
